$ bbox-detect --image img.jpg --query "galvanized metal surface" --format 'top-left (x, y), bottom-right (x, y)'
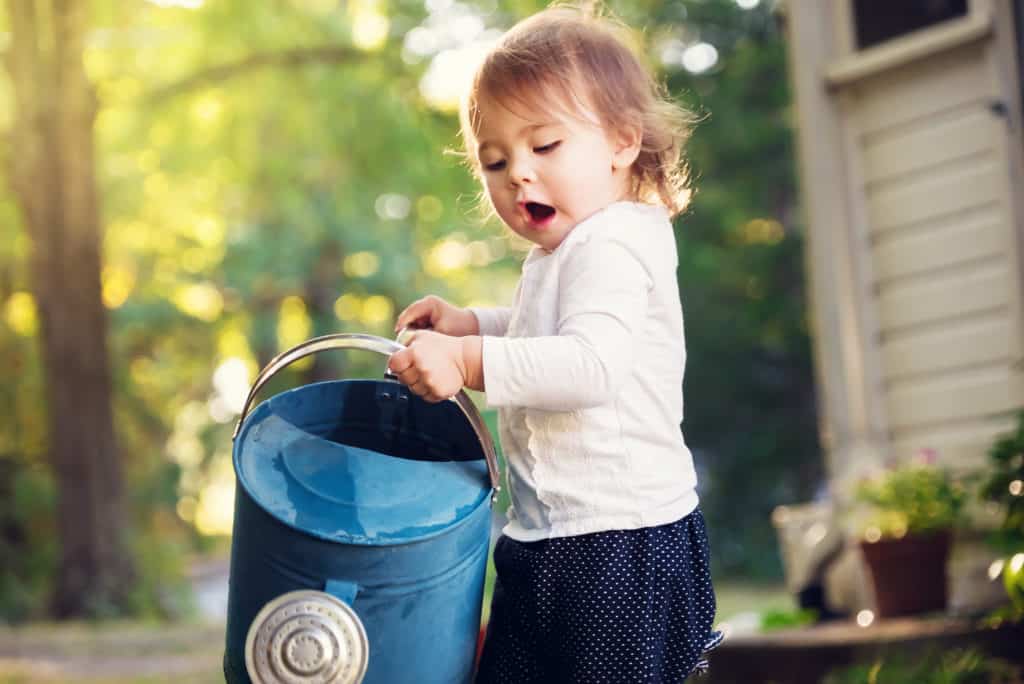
top-left (245, 590), bottom-right (368, 684)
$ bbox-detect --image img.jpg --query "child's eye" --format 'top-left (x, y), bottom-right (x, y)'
top-left (483, 160), bottom-right (506, 171)
top-left (534, 141), bottom-right (561, 154)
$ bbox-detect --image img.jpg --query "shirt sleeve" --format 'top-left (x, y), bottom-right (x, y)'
top-left (482, 238), bottom-right (652, 410)
top-left (469, 307), bottom-right (513, 337)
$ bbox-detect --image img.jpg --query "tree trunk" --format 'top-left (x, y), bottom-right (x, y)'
top-left (5, 0), bottom-right (133, 617)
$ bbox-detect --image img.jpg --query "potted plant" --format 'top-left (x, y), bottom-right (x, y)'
top-left (853, 450), bottom-right (967, 618)
top-left (979, 410), bottom-right (1024, 624)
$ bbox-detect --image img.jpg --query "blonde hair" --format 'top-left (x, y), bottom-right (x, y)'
top-left (459, 4), bottom-right (696, 217)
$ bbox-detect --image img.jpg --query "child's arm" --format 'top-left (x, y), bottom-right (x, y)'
top-left (394, 295), bottom-right (479, 336)
top-left (387, 237), bottom-right (651, 405)
top-left (389, 237), bottom-right (653, 406)
top-left (467, 307), bottom-right (513, 338)
top-left (482, 238), bottom-right (652, 410)
top-left (394, 296), bottom-right (513, 339)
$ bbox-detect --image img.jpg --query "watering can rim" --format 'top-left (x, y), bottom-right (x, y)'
top-left (232, 332), bottom-right (501, 496)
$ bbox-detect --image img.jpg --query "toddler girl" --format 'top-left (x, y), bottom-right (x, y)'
top-left (388, 5), bottom-right (721, 681)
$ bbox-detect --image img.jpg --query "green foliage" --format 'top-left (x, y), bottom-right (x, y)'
top-left (980, 411), bottom-right (1024, 554)
top-left (759, 607), bottom-right (817, 632)
top-left (978, 411), bottom-right (1024, 622)
top-left (0, 462), bottom-right (57, 622)
top-left (854, 463), bottom-right (967, 539)
top-left (124, 527), bottom-right (197, 621)
top-left (823, 649), bottom-right (1023, 684)
top-left (656, 2), bottom-right (822, 579)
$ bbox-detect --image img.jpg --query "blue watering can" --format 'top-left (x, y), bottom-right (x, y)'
top-left (223, 333), bottom-right (500, 684)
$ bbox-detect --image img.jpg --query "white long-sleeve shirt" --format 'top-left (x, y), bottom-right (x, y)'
top-left (470, 201), bottom-right (699, 541)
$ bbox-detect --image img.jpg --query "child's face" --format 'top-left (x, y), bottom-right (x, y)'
top-left (474, 94), bottom-right (637, 251)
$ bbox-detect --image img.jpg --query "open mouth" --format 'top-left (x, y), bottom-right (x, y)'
top-left (524, 202), bottom-right (556, 224)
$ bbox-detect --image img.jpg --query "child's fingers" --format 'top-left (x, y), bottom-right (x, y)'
top-left (393, 303), bottom-right (419, 331)
top-left (394, 299), bottom-right (434, 332)
top-left (387, 348), bottom-right (414, 374)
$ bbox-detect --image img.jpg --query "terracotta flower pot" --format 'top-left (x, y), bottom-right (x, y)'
top-left (859, 529), bottom-right (951, 618)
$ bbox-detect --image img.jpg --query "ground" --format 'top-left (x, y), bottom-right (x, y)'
top-left (0, 555), bottom-right (789, 683)
top-left (0, 621), bottom-right (224, 683)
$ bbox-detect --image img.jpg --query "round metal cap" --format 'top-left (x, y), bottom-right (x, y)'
top-left (245, 590), bottom-right (369, 684)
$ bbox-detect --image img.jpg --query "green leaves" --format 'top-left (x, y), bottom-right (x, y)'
top-left (854, 464), bottom-right (967, 539)
top-left (980, 410), bottom-right (1024, 553)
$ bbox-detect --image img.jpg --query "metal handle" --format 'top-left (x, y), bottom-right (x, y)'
top-left (232, 333), bottom-right (501, 494)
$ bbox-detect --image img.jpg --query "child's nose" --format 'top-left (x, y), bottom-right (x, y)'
top-left (507, 156), bottom-right (536, 186)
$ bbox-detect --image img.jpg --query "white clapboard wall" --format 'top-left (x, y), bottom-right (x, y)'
top-left (787, 0), bottom-right (1024, 476)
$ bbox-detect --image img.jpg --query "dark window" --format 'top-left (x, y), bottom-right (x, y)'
top-left (853, 0), bottom-right (968, 50)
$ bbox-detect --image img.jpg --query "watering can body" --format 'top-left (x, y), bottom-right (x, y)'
top-left (223, 334), bottom-right (499, 684)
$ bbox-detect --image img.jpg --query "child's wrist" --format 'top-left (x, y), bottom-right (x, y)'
top-left (459, 336), bottom-right (484, 391)
top-left (461, 308), bottom-right (481, 336)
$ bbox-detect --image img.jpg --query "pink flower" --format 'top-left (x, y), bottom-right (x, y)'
top-left (917, 448), bottom-right (938, 465)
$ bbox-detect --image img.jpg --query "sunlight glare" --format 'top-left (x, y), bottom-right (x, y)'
top-left (682, 42), bottom-right (719, 74)
top-left (375, 193), bottom-right (412, 220)
top-left (426, 0), bottom-right (454, 14)
top-left (102, 264), bottom-right (136, 309)
top-left (660, 39), bottom-right (685, 68)
top-left (362, 295), bottom-right (394, 324)
top-left (194, 456), bottom-right (235, 537)
top-left (176, 496), bottom-right (197, 523)
top-left (193, 216), bottom-right (225, 248)
top-left (420, 40), bottom-right (497, 111)
top-left (192, 94), bottom-right (222, 124)
top-left (173, 282), bottom-right (224, 321)
top-left (208, 396), bottom-right (236, 424)
top-left (277, 296), bottom-right (312, 351)
top-left (343, 251), bottom-right (381, 278)
top-left (335, 293), bottom-right (362, 321)
top-left (989, 558), bottom-right (1005, 581)
top-left (469, 240), bottom-right (494, 267)
top-left (742, 218), bottom-right (785, 245)
top-left (451, 13), bottom-right (485, 42)
top-left (213, 357), bottom-right (251, 415)
top-left (425, 238), bottom-right (470, 275)
top-left (417, 195), bottom-right (444, 222)
top-left (4, 292), bottom-right (38, 336)
top-left (351, 0), bottom-right (390, 51)
top-left (146, 0), bottom-right (204, 8)
top-left (404, 26), bottom-right (440, 60)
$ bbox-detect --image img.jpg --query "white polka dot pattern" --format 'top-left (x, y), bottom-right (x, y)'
top-left (476, 510), bottom-right (720, 683)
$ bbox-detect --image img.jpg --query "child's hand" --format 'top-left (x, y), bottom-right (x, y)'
top-left (394, 295), bottom-right (479, 337)
top-left (387, 330), bottom-right (469, 403)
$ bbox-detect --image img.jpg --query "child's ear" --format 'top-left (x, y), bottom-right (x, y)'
top-left (611, 125), bottom-right (642, 170)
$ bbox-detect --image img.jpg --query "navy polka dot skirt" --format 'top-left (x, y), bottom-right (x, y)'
top-left (476, 508), bottom-right (722, 683)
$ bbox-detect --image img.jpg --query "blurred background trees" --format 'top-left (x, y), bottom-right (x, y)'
top-left (0, 0), bottom-right (819, 620)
